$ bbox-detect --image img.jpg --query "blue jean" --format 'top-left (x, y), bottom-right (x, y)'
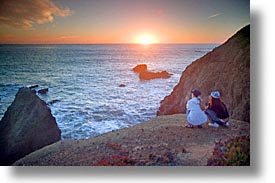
top-left (205, 109), bottom-right (228, 126)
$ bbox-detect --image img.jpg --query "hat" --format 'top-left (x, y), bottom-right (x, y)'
top-left (211, 90), bottom-right (220, 99)
top-left (191, 89), bottom-right (201, 97)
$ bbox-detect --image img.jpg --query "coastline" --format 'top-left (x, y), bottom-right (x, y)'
top-left (0, 44), bottom-right (215, 139)
top-left (1, 25), bottom-right (250, 166)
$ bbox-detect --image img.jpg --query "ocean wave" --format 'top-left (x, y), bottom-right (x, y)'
top-left (0, 44), bottom-right (217, 139)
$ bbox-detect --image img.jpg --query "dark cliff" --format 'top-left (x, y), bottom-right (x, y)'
top-left (0, 87), bottom-right (61, 165)
top-left (157, 25), bottom-right (250, 122)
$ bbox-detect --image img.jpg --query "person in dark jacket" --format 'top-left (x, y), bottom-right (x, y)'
top-left (205, 90), bottom-right (230, 128)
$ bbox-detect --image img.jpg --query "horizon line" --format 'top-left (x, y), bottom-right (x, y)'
top-left (0, 42), bottom-right (221, 45)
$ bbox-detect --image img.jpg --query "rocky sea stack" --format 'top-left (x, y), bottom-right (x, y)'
top-left (0, 87), bottom-right (61, 165)
top-left (157, 25), bottom-right (250, 122)
top-left (132, 64), bottom-right (172, 80)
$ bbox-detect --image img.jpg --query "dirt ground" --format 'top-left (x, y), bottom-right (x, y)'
top-left (14, 114), bottom-right (250, 166)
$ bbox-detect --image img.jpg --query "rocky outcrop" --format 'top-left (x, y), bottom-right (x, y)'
top-left (139, 70), bottom-right (171, 80)
top-left (157, 25), bottom-right (250, 122)
top-left (133, 64), bottom-right (172, 80)
top-left (0, 87), bottom-right (61, 165)
top-left (133, 64), bottom-right (147, 73)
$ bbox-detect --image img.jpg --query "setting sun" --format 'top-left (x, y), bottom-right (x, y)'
top-left (135, 34), bottom-right (157, 45)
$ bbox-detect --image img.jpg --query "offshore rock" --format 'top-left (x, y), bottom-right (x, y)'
top-left (119, 84), bottom-right (126, 87)
top-left (28, 84), bottom-right (39, 89)
top-left (47, 99), bottom-right (61, 105)
top-left (132, 64), bottom-right (147, 73)
top-left (0, 87), bottom-right (61, 165)
top-left (157, 25), bottom-right (250, 122)
top-left (38, 88), bottom-right (48, 94)
top-left (139, 70), bottom-right (172, 80)
top-left (133, 64), bottom-right (172, 80)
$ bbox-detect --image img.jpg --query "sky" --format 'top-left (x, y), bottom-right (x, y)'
top-left (0, 0), bottom-right (250, 44)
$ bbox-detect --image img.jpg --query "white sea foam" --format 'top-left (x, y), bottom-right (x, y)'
top-left (0, 44), bottom-right (218, 139)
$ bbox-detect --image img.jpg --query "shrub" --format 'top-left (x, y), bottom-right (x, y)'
top-left (207, 135), bottom-right (250, 166)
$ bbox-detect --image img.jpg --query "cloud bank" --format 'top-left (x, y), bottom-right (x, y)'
top-left (0, 0), bottom-right (72, 30)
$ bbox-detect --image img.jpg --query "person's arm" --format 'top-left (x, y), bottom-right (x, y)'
top-left (204, 102), bottom-right (210, 110)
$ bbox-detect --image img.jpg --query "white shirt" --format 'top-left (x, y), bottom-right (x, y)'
top-left (186, 97), bottom-right (207, 125)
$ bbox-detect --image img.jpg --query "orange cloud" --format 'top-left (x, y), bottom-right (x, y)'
top-left (0, 0), bottom-right (72, 30)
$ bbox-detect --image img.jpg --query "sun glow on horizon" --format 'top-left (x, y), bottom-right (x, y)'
top-left (135, 34), bottom-right (158, 45)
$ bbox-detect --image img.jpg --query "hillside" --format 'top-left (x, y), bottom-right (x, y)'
top-left (157, 25), bottom-right (250, 122)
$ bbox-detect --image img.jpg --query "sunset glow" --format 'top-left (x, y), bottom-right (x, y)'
top-left (136, 35), bottom-right (158, 45)
top-left (0, 0), bottom-right (250, 44)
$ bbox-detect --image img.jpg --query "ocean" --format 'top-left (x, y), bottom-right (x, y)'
top-left (0, 44), bottom-right (218, 139)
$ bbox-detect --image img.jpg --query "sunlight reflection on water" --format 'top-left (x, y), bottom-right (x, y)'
top-left (0, 44), bottom-right (218, 139)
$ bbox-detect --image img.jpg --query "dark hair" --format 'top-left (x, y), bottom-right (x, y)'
top-left (191, 89), bottom-right (201, 97)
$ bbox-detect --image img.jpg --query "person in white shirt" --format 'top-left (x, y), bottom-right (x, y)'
top-left (186, 89), bottom-right (207, 128)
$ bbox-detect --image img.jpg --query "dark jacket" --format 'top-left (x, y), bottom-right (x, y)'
top-left (208, 100), bottom-right (229, 119)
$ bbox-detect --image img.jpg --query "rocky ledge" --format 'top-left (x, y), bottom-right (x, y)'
top-left (13, 114), bottom-right (249, 166)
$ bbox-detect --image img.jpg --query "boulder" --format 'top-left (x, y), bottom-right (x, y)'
top-left (157, 25), bottom-right (250, 122)
top-left (38, 88), bottom-right (48, 94)
top-left (0, 87), bottom-right (61, 165)
top-left (133, 64), bottom-right (147, 73)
